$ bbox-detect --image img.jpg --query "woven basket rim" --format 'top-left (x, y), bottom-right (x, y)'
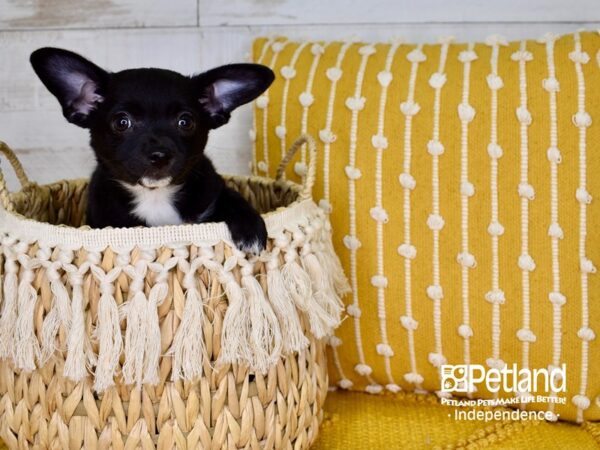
top-left (0, 173), bottom-right (317, 250)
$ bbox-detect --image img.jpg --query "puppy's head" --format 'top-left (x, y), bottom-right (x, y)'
top-left (30, 48), bottom-right (274, 187)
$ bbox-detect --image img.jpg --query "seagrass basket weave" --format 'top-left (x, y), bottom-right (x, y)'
top-left (0, 134), bottom-right (349, 449)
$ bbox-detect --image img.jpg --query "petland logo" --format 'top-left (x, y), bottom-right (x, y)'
top-left (441, 364), bottom-right (567, 394)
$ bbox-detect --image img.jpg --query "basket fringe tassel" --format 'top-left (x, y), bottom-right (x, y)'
top-left (169, 262), bottom-right (207, 381)
top-left (266, 252), bottom-right (309, 354)
top-left (243, 265), bottom-right (283, 374)
top-left (122, 289), bottom-right (148, 386)
top-left (13, 266), bottom-right (40, 371)
top-left (63, 270), bottom-right (95, 381)
top-left (40, 267), bottom-right (72, 364)
top-left (92, 266), bottom-right (122, 392)
top-left (219, 276), bottom-right (252, 366)
top-left (302, 250), bottom-right (345, 339)
top-left (144, 280), bottom-right (166, 384)
top-left (0, 257), bottom-right (18, 360)
top-left (318, 232), bottom-right (352, 296)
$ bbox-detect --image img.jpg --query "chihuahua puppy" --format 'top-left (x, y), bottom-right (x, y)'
top-left (30, 48), bottom-right (274, 253)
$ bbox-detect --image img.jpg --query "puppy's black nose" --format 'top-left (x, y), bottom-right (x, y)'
top-left (149, 151), bottom-right (171, 168)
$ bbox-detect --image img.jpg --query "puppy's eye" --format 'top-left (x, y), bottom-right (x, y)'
top-left (112, 113), bottom-right (132, 132)
top-left (177, 113), bottom-right (195, 132)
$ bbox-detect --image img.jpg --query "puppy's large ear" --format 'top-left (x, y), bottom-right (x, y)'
top-left (192, 64), bottom-right (274, 128)
top-left (30, 47), bottom-right (108, 127)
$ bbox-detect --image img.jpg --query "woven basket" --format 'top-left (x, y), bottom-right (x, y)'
top-left (0, 134), bottom-right (349, 449)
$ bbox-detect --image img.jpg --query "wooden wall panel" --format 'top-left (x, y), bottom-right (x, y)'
top-left (0, 0), bottom-right (198, 30)
top-left (199, 0), bottom-right (600, 26)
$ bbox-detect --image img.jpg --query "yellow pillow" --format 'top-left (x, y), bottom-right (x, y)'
top-left (252, 31), bottom-right (600, 423)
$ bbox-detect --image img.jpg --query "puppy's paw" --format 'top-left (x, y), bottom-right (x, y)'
top-left (228, 215), bottom-right (268, 255)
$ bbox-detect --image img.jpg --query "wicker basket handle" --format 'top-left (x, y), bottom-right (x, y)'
top-left (275, 133), bottom-right (317, 200)
top-left (0, 141), bottom-right (30, 212)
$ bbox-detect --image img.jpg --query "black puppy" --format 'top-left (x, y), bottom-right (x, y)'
top-left (30, 48), bottom-right (274, 253)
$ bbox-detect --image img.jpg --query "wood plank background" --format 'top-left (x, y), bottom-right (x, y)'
top-left (1, 0), bottom-right (599, 189)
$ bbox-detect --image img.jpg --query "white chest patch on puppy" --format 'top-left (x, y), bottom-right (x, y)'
top-left (121, 178), bottom-right (183, 226)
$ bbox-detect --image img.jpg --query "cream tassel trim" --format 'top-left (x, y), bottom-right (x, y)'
top-left (122, 289), bottom-right (148, 387)
top-left (283, 247), bottom-right (333, 338)
top-left (281, 248), bottom-right (312, 311)
top-left (92, 267), bottom-right (122, 392)
top-left (302, 245), bottom-right (345, 338)
top-left (266, 251), bottom-right (309, 354)
top-left (144, 278), bottom-right (167, 384)
top-left (242, 264), bottom-right (282, 373)
top-left (13, 266), bottom-right (39, 371)
top-left (218, 273), bottom-right (252, 366)
top-left (316, 232), bottom-right (351, 296)
top-left (122, 251), bottom-right (161, 387)
top-left (170, 263), bottom-right (206, 381)
top-left (314, 216), bottom-right (351, 296)
top-left (40, 263), bottom-right (72, 364)
top-left (63, 271), bottom-right (90, 381)
top-left (0, 256), bottom-right (18, 360)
